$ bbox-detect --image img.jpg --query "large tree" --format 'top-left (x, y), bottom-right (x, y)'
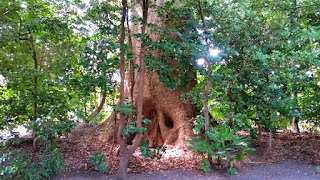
top-left (100, 0), bottom-right (196, 149)
top-left (95, 0), bottom-right (197, 178)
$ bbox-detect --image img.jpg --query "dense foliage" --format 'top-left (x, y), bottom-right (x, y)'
top-left (0, 0), bottom-right (319, 178)
top-left (0, 148), bottom-right (65, 180)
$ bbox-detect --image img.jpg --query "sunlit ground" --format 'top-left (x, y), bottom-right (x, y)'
top-left (132, 145), bottom-right (193, 159)
top-left (0, 125), bottom-right (30, 142)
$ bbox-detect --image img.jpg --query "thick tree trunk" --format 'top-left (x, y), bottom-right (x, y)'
top-left (99, 0), bottom-right (195, 148)
top-left (131, 0), bottom-right (195, 147)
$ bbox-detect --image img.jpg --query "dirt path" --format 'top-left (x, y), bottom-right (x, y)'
top-left (53, 160), bottom-right (320, 180)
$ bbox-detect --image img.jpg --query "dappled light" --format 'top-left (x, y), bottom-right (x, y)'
top-left (209, 48), bottom-right (220, 57)
top-left (196, 58), bottom-right (205, 66)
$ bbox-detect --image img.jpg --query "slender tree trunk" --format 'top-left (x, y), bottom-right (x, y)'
top-left (202, 62), bottom-right (211, 136)
top-left (198, 0), bottom-right (212, 167)
top-left (84, 97), bottom-right (87, 114)
top-left (203, 75), bottom-right (211, 134)
top-left (30, 35), bottom-right (38, 150)
top-left (118, 0), bottom-right (148, 178)
top-left (94, 88), bottom-right (98, 107)
top-left (119, 0), bottom-right (149, 179)
top-left (133, 0), bottom-right (148, 143)
top-left (19, 21), bottom-right (39, 150)
top-left (126, 9), bottom-right (135, 102)
top-left (118, 153), bottom-right (130, 179)
top-left (198, 0), bottom-right (210, 137)
top-left (19, 25), bottom-right (41, 150)
top-left (118, 0), bottom-right (149, 179)
top-left (118, 0), bottom-right (128, 176)
top-left (255, 106), bottom-right (263, 136)
top-left (292, 116), bottom-right (300, 133)
top-left (292, 91), bottom-right (300, 133)
top-left (268, 131), bottom-right (272, 149)
top-left (289, 0), bottom-right (300, 134)
top-left (89, 91), bottom-right (107, 119)
top-left (19, 32), bottom-right (39, 150)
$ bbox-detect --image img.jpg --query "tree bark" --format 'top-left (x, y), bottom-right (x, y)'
top-left (19, 32), bottom-right (39, 150)
top-left (31, 34), bottom-right (38, 150)
top-left (89, 91), bottom-right (107, 119)
top-left (118, 0), bottom-right (148, 178)
top-left (198, 0), bottom-right (213, 168)
top-left (292, 116), bottom-right (300, 133)
top-left (117, 0), bottom-right (146, 178)
top-left (118, 0), bottom-right (128, 177)
top-left (100, 0), bottom-right (195, 148)
top-left (118, 152), bottom-right (130, 180)
top-left (292, 91), bottom-right (300, 133)
top-left (198, 0), bottom-right (211, 137)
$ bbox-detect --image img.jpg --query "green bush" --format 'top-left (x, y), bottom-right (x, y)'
top-left (139, 140), bottom-right (167, 160)
top-left (89, 152), bottom-right (108, 173)
top-left (0, 148), bottom-right (65, 180)
top-left (187, 124), bottom-right (254, 174)
top-left (0, 150), bottom-right (29, 179)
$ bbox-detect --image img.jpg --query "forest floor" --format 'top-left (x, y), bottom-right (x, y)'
top-left (10, 123), bottom-right (320, 179)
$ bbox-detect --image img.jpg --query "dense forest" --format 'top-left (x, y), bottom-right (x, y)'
top-left (0, 0), bottom-right (320, 179)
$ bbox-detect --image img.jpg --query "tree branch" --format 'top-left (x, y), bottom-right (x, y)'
top-left (89, 91), bottom-right (107, 119)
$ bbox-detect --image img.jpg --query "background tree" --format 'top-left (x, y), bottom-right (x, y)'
top-left (0, 0), bottom-right (84, 147)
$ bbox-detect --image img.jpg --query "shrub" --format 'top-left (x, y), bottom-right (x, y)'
top-left (139, 140), bottom-right (166, 160)
top-left (0, 148), bottom-right (65, 180)
top-left (89, 152), bottom-right (108, 173)
top-left (187, 124), bottom-right (254, 174)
